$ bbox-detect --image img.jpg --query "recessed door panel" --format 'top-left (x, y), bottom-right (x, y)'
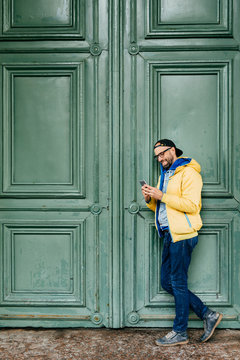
top-left (147, 0), bottom-right (231, 37)
top-left (3, 0), bottom-right (84, 38)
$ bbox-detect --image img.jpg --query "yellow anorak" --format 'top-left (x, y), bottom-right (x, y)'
top-left (146, 157), bottom-right (203, 242)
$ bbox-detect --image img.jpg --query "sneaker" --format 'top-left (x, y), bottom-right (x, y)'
top-left (200, 310), bottom-right (223, 343)
top-left (155, 330), bottom-right (189, 346)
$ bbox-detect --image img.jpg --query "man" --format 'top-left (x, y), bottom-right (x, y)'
top-left (142, 139), bottom-right (222, 346)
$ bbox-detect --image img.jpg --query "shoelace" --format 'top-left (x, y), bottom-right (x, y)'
top-left (165, 330), bottom-right (177, 339)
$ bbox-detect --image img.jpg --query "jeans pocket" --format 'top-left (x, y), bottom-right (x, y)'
top-left (188, 236), bottom-right (198, 250)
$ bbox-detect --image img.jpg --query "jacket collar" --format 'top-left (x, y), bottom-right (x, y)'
top-left (160, 157), bottom-right (191, 173)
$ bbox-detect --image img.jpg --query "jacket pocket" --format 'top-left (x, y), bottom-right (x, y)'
top-left (167, 209), bottom-right (194, 235)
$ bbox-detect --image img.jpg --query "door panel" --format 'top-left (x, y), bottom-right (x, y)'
top-left (123, 0), bottom-right (240, 328)
top-left (2, 0), bottom-right (84, 38)
top-left (147, 0), bottom-right (231, 36)
top-left (3, 220), bottom-right (85, 305)
top-left (147, 54), bottom-right (232, 198)
top-left (3, 61), bottom-right (85, 195)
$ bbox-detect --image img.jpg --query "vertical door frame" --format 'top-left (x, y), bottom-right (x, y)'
top-left (109, 0), bottom-right (125, 328)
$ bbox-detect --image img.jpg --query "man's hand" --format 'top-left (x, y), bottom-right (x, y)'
top-left (142, 184), bottom-right (163, 201)
top-left (141, 184), bottom-right (151, 202)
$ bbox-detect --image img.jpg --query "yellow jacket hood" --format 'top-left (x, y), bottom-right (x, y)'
top-left (174, 157), bottom-right (201, 175)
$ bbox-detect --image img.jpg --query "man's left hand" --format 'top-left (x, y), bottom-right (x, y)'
top-left (143, 185), bottom-right (163, 201)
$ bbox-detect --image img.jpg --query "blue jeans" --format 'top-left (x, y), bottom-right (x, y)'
top-left (161, 231), bottom-right (208, 333)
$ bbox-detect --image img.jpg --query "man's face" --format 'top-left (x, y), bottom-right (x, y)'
top-left (154, 146), bottom-right (176, 169)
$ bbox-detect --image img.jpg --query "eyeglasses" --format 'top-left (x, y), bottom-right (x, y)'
top-left (154, 147), bottom-right (172, 160)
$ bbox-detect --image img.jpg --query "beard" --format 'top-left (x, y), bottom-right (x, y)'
top-left (161, 154), bottom-right (175, 169)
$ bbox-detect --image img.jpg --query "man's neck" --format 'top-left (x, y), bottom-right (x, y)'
top-left (164, 157), bottom-right (178, 171)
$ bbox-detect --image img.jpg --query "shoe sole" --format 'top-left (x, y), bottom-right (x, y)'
top-left (155, 339), bottom-right (189, 347)
top-left (201, 313), bottom-right (223, 343)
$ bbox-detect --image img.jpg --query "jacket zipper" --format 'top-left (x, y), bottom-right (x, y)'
top-left (184, 213), bottom-right (192, 228)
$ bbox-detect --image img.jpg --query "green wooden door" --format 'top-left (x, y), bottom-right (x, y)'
top-left (122, 0), bottom-right (240, 329)
top-left (0, 0), bottom-right (240, 329)
top-left (0, 0), bottom-right (110, 327)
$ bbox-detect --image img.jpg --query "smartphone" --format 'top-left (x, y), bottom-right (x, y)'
top-left (139, 180), bottom-right (147, 186)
